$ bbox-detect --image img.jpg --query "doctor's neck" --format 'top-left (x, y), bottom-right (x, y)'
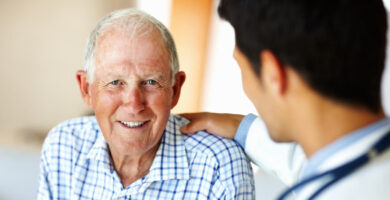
top-left (289, 91), bottom-right (386, 158)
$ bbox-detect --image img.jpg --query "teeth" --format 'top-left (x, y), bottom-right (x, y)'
top-left (120, 121), bottom-right (147, 128)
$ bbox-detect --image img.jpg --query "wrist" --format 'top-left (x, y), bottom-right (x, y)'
top-left (234, 114), bottom-right (257, 148)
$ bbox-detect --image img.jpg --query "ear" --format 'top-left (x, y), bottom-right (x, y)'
top-left (76, 70), bottom-right (93, 108)
top-left (260, 50), bottom-right (286, 95)
top-left (170, 71), bottom-right (186, 109)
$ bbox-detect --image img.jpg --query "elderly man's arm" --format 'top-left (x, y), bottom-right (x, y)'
top-left (36, 123), bottom-right (77, 200)
top-left (37, 149), bottom-right (53, 199)
top-left (37, 130), bottom-right (59, 200)
top-left (181, 121), bottom-right (255, 199)
top-left (217, 141), bottom-right (255, 199)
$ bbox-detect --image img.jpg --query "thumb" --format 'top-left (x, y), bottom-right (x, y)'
top-left (180, 121), bottom-right (205, 134)
top-left (180, 124), bottom-right (191, 134)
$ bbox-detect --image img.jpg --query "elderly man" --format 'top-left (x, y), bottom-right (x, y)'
top-left (37, 9), bottom-right (254, 199)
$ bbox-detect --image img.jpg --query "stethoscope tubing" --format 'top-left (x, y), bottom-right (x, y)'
top-left (277, 130), bottom-right (390, 200)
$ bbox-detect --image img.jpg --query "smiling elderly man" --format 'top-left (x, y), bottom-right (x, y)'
top-left (37, 8), bottom-right (254, 200)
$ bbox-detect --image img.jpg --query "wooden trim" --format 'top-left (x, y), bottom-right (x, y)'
top-left (169, 0), bottom-right (213, 113)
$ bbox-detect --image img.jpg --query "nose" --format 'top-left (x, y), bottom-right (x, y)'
top-left (122, 87), bottom-right (145, 113)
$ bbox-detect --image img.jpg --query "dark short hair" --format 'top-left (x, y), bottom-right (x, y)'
top-left (218, 0), bottom-right (387, 112)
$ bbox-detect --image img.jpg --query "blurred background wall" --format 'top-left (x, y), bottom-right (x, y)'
top-left (0, 0), bottom-right (136, 150)
top-left (0, 0), bottom-right (390, 199)
top-left (0, 1), bottom-right (138, 199)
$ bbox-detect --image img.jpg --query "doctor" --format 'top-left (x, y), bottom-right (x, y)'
top-left (181, 0), bottom-right (390, 199)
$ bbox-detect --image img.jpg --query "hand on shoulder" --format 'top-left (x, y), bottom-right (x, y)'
top-left (179, 112), bottom-right (244, 139)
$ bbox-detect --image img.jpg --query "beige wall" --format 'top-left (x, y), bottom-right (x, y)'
top-left (0, 0), bottom-right (135, 139)
top-left (169, 0), bottom-right (213, 113)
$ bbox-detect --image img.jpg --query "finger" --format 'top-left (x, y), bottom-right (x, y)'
top-left (179, 112), bottom-right (207, 134)
top-left (180, 124), bottom-right (191, 134)
top-left (180, 120), bottom-right (206, 134)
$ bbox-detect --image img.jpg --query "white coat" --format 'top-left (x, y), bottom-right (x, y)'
top-left (243, 116), bottom-right (390, 199)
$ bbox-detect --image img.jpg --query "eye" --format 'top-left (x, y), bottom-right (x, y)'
top-left (110, 80), bottom-right (120, 85)
top-left (145, 79), bottom-right (158, 85)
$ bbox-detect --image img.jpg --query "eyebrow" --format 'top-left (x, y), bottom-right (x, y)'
top-left (103, 71), bottom-right (169, 82)
top-left (143, 72), bottom-right (166, 80)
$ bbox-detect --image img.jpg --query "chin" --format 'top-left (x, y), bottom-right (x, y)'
top-left (268, 131), bottom-right (292, 143)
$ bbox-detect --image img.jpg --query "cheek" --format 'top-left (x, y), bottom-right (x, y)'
top-left (147, 91), bottom-right (173, 140)
top-left (240, 66), bottom-right (270, 118)
top-left (148, 90), bottom-right (173, 114)
top-left (241, 77), bottom-right (251, 97)
top-left (238, 60), bottom-right (257, 98)
top-left (92, 89), bottom-right (122, 116)
top-left (148, 90), bottom-right (172, 123)
top-left (241, 71), bottom-right (258, 102)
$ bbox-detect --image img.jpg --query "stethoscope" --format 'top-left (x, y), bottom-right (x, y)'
top-left (277, 130), bottom-right (390, 200)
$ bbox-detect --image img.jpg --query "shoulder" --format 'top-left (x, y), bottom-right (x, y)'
top-left (185, 130), bottom-right (246, 162)
top-left (172, 115), bottom-right (255, 197)
top-left (41, 116), bottom-right (100, 164)
top-left (173, 115), bottom-right (252, 170)
top-left (43, 116), bottom-right (99, 145)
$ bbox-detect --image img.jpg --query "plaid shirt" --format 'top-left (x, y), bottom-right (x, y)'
top-left (37, 115), bottom-right (254, 199)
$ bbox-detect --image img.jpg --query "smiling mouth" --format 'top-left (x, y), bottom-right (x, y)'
top-left (119, 120), bottom-right (149, 128)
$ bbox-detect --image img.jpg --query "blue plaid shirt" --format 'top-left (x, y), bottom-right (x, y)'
top-left (37, 115), bottom-right (254, 199)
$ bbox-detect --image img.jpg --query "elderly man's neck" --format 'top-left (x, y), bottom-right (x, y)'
top-left (109, 145), bottom-right (159, 188)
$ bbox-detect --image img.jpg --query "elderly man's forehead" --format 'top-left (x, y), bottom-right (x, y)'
top-left (93, 23), bottom-right (171, 72)
top-left (96, 28), bottom-right (168, 56)
top-left (98, 18), bottom-right (163, 44)
top-left (96, 22), bottom-right (168, 55)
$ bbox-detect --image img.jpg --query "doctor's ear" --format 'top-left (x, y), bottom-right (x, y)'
top-left (171, 71), bottom-right (186, 109)
top-left (260, 50), bottom-right (287, 95)
top-left (76, 70), bottom-right (93, 108)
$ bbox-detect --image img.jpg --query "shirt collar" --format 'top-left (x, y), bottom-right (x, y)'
top-left (86, 115), bottom-right (190, 182)
top-left (146, 115), bottom-right (190, 182)
top-left (301, 117), bottom-right (390, 179)
top-left (86, 123), bottom-right (114, 172)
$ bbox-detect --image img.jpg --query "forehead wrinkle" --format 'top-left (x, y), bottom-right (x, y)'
top-left (98, 24), bottom-right (169, 57)
top-left (99, 30), bottom-right (168, 61)
top-left (94, 26), bottom-right (172, 79)
top-left (128, 30), bottom-right (170, 68)
top-left (95, 60), bottom-right (170, 82)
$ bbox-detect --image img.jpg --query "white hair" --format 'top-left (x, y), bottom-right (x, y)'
top-left (84, 8), bottom-right (179, 83)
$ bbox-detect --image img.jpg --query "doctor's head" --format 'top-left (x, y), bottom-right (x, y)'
top-left (76, 9), bottom-right (185, 160)
top-left (219, 0), bottom-right (387, 142)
